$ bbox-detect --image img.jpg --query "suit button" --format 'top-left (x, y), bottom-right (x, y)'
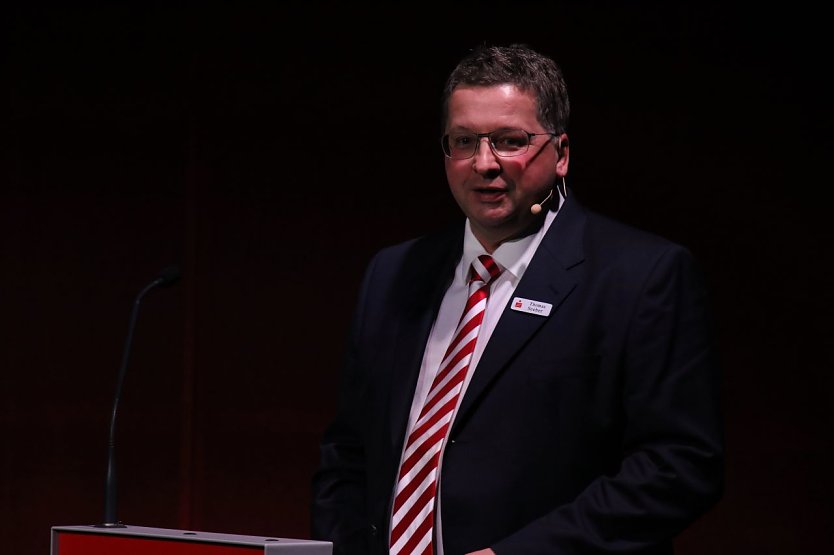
top-left (370, 524), bottom-right (378, 536)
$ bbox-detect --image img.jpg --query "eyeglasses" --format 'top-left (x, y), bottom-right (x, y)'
top-left (441, 128), bottom-right (557, 160)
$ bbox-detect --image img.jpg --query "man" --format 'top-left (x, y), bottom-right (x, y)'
top-left (311, 43), bottom-right (724, 555)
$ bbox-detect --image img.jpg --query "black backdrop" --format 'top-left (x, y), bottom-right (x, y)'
top-left (3, 3), bottom-right (832, 554)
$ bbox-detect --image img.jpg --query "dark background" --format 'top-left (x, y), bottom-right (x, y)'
top-left (3, 2), bottom-right (832, 554)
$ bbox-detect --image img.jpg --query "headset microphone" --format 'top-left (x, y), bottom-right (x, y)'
top-left (530, 189), bottom-right (554, 215)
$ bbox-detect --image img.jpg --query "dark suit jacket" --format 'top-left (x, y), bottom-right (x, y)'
top-left (311, 194), bottom-right (724, 555)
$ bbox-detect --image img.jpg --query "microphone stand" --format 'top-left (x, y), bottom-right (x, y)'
top-left (96, 266), bottom-right (180, 528)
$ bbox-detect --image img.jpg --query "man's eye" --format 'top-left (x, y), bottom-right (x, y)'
top-left (494, 134), bottom-right (528, 149)
top-left (453, 135), bottom-right (474, 147)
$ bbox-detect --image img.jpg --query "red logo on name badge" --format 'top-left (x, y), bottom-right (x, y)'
top-left (514, 299), bottom-right (523, 308)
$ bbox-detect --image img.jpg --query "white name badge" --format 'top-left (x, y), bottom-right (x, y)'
top-left (510, 297), bottom-right (552, 317)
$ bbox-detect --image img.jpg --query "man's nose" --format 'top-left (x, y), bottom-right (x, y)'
top-left (472, 137), bottom-right (501, 175)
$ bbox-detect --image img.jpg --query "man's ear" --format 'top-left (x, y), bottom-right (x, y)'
top-left (556, 134), bottom-right (569, 177)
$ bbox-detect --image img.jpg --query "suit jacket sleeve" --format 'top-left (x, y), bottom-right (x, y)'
top-left (310, 251), bottom-right (379, 554)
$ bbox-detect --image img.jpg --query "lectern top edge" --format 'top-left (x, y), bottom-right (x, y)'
top-left (51, 524), bottom-right (333, 554)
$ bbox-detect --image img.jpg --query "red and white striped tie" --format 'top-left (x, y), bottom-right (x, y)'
top-left (389, 254), bottom-right (502, 555)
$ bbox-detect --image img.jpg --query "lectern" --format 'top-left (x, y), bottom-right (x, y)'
top-left (51, 524), bottom-right (333, 554)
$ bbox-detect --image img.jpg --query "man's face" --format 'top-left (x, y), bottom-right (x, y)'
top-left (444, 84), bottom-right (568, 252)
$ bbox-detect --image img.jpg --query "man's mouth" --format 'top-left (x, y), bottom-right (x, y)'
top-left (474, 188), bottom-right (507, 202)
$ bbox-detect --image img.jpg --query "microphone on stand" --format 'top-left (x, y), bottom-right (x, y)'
top-left (96, 265), bottom-right (181, 528)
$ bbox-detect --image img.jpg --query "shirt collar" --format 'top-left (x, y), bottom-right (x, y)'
top-left (459, 190), bottom-right (563, 283)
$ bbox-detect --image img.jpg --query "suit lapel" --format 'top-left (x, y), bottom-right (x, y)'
top-left (387, 227), bottom-right (463, 449)
top-left (453, 197), bottom-right (587, 430)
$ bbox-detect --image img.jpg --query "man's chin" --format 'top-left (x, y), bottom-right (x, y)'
top-left (469, 211), bottom-right (541, 244)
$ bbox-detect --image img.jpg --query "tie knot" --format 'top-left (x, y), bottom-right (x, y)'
top-left (469, 254), bottom-right (502, 285)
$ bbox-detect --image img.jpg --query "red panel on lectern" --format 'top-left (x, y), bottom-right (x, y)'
top-left (57, 532), bottom-right (261, 555)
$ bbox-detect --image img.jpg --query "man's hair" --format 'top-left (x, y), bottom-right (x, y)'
top-left (441, 43), bottom-right (570, 135)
